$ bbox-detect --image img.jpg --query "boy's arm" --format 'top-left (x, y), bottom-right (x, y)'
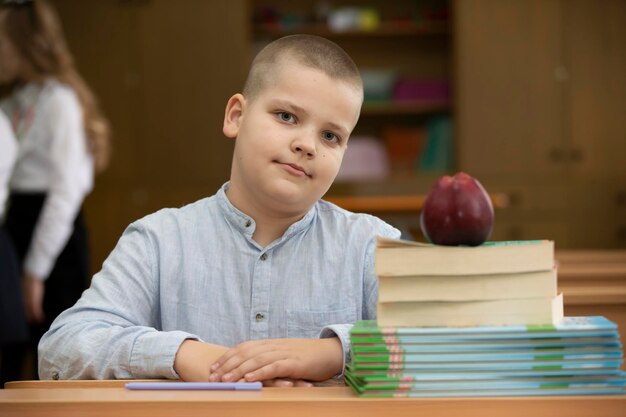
top-left (38, 222), bottom-right (210, 380)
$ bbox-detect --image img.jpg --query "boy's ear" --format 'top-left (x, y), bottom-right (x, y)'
top-left (223, 93), bottom-right (246, 138)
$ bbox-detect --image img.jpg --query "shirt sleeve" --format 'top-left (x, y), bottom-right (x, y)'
top-left (320, 220), bottom-right (401, 376)
top-left (23, 89), bottom-right (94, 280)
top-left (38, 221), bottom-right (201, 380)
top-left (0, 113), bottom-right (17, 219)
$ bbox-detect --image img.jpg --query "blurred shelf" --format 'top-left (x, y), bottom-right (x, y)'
top-left (253, 22), bottom-right (450, 39)
top-left (361, 100), bottom-right (450, 116)
top-left (325, 193), bottom-right (509, 214)
top-left (557, 250), bottom-right (626, 306)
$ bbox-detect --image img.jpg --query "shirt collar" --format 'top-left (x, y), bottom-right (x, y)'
top-left (215, 182), bottom-right (317, 242)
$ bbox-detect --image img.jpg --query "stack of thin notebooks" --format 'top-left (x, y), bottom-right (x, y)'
top-left (345, 317), bottom-right (626, 397)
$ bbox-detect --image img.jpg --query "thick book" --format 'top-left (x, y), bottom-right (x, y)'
top-left (378, 268), bottom-right (557, 302)
top-left (377, 293), bottom-right (564, 327)
top-left (375, 237), bottom-right (554, 276)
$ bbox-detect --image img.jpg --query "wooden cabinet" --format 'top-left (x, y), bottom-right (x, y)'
top-left (455, 0), bottom-right (626, 248)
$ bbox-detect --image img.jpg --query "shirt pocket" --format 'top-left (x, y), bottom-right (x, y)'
top-left (286, 307), bottom-right (356, 339)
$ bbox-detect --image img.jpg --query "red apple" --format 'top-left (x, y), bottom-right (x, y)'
top-left (420, 172), bottom-right (494, 246)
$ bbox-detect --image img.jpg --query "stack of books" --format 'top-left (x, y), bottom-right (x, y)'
top-left (345, 317), bottom-right (626, 397)
top-left (374, 237), bottom-right (563, 327)
top-left (344, 237), bottom-right (626, 397)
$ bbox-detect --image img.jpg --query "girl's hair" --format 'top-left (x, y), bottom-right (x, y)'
top-left (0, 0), bottom-right (110, 173)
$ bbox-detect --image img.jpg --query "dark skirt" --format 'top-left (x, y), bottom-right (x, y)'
top-left (0, 226), bottom-right (29, 344)
top-left (4, 192), bottom-right (90, 326)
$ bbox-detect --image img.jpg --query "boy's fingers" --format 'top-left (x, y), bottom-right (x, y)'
top-left (216, 352), bottom-right (277, 382)
top-left (211, 340), bottom-right (269, 371)
top-left (214, 345), bottom-right (283, 381)
top-left (243, 359), bottom-right (292, 382)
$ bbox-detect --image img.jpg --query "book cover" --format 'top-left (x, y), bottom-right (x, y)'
top-left (346, 368), bottom-right (626, 381)
top-left (346, 374), bottom-right (626, 392)
top-left (348, 359), bottom-right (624, 372)
top-left (350, 316), bottom-right (618, 338)
top-left (377, 268), bottom-right (557, 302)
top-left (376, 293), bottom-right (564, 327)
top-left (375, 237), bottom-right (554, 276)
top-left (345, 365), bottom-right (626, 379)
top-left (351, 337), bottom-right (623, 353)
top-left (345, 375), bottom-right (626, 398)
top-left (351, 348), bottom-right (623, 364)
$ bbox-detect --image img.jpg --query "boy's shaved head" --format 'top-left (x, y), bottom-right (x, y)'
top-left (243, 34), bottom-right (363, 102)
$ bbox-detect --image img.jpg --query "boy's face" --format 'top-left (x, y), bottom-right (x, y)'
top-left (224, 61), bottom-right (362, 215)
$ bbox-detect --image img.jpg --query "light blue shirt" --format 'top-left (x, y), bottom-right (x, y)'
top-left (38, 183), bottom-right (400, 380)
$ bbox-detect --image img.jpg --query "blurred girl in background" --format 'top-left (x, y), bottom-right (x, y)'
top-left (0, 111), bottom-right (29, 386)
top-left (0, 0), bottom-right (110, 384)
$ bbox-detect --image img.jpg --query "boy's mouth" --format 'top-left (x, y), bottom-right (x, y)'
top-left (276, 161), bottom-right (311, 178)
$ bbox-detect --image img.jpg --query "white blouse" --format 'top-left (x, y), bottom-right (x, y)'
top-left (0, 111), bottom-right (17, 220)
top-left (1, 81), bottom-right (93, 280)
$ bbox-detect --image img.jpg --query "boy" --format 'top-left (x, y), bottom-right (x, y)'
top-left (38, 34), bottom-right (400, 386)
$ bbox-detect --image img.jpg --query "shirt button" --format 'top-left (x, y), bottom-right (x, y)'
top-left (245, 220), bottom-right (252, 227)
top-left (255, 313), bottom-right (265, 321)
top-left (52, 371), bottom-right (60, 380)
top-left (260, 253), bottom-right (268, 261)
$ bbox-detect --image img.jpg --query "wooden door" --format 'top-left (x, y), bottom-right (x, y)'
top-left (455, 0), bottom-right (565, 180)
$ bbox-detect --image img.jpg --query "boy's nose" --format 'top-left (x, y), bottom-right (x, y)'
top-left (291, 132), bottom-right (317, 158)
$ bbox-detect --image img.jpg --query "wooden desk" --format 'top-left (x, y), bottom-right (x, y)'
top-left (1, 380), bottom-right (624, 417)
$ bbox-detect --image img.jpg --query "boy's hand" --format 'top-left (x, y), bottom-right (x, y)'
top-left (174, 340), bottom-right (229, 381)
top-left (208, 338), bottom-right (343, 383)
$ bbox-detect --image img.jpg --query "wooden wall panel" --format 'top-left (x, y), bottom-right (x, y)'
top-left (51, 0), bottom-right (249, 273)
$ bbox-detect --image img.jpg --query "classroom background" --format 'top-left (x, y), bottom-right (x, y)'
top-left (47, 0), bottom-right (625, 275)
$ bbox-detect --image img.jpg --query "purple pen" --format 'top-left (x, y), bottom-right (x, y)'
top-left (125, 382), bottom-right (262, 391)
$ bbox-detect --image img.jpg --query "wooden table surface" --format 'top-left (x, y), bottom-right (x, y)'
top-left (1, 380), bottom-right (625, 417)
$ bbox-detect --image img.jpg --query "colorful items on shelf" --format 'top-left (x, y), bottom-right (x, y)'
top-left (419, 116), bottom-right (453, 172)
top-left (361, 69), bottom-right (398, 102)
top-left (328, 7), bottom-right (380, 32)
top-left (383, 127), bottom-right (426, 177)
top-left (335, 116), bottom-right (453, 183)
top-left (393, 78), bottom-right (450, 103)
top-left (361, 70), bottom-right (450, 106)
top-left (253, 1), bottom-right (450, 33)
top-left (336, 136), bottom-right (390, 182)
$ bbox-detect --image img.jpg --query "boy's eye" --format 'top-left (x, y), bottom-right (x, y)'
top-left (277, 112), bottom-right (295, 123)
top-left (322, 131), bottom-right (341, 144)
